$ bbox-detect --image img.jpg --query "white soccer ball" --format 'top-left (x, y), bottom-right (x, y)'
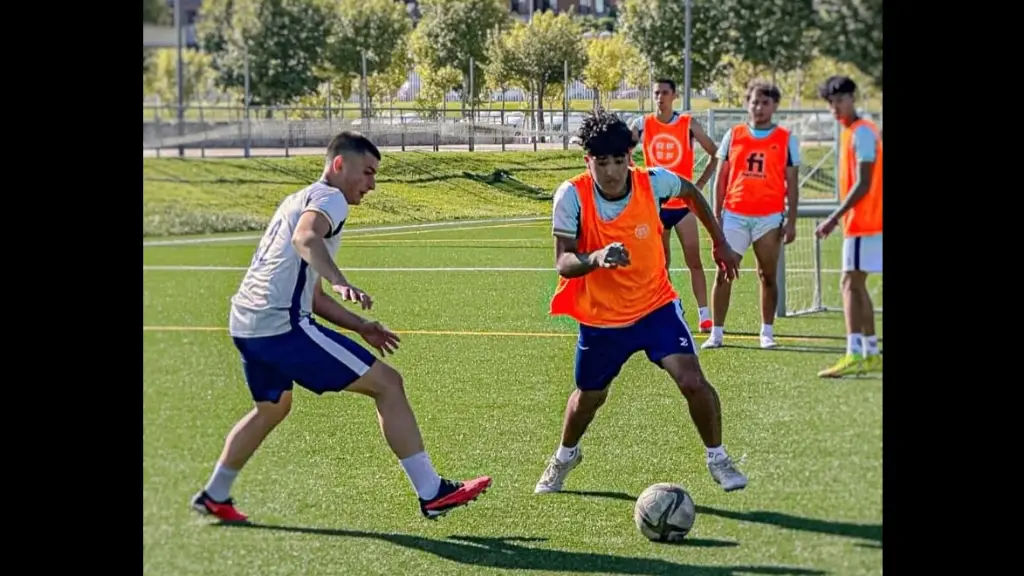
top-left (633, 483), bottom-right (696, 542)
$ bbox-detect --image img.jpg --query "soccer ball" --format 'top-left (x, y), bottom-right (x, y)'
top-left (633, 483), bottom-right (696, 542)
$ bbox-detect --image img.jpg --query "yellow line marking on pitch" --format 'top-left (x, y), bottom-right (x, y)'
top-left (141, 325), bottom-right (843, 344)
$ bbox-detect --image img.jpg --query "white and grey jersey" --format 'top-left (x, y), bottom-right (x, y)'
top-left (229, 181), bottom-right (349, 338)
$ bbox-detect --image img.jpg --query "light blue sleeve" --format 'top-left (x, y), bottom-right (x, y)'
top-left (552, 181), bottom-right (581, 238)
top-left (648, 167), bottom-right (684, 201)
top-left (787, 132), bottom-right (801, 166)
top-left (630, 114), bottom-right (645, 136)
top-left (716, 127), bottom-right (733, 160)
top-left (852, 125), bottom-right (877, 162)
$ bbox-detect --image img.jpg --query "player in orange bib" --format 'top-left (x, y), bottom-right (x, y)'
top-left (535, 111), bottom-right (749, 495)
top-left (702, 81), bottom-right (800, 350)
top-left (815, 76), bottom-right (883, 377)
top-left (628, 78), bottom-right (719, 333)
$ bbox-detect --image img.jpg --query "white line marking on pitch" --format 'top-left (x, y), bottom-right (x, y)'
top-left (142, 265), bottom-right (852, 273)
top-left (142, 216), bottom-right (547, 247)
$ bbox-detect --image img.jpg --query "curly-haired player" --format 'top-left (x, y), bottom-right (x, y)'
top-left (535, 111), bottom-right (749, 496)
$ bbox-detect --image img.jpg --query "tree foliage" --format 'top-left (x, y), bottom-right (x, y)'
top-left (485, 10), bottom-right (587, 129)
top-left (368, 42), bottom-right (413, 109)
top-left (815, 0), bottom-right (882, 89)
top-left (411, 0), bottom-right (509, 105)
top-left (413, 65), bottom-right (463, 119)
top-left (583, 34), bottom-right (641, 107)
top-left (618, 0), bottom-right (731, 93)
top-left (196, 0), bottom-right (330, 108)
top-left (144, 48), bottom-right (217, 108)
top-left (325, 0), bottom-right (411, 79)
top-left (721, 0), bottom-right (818, 81)
top-left (143, 0), bottom-right (171, 75)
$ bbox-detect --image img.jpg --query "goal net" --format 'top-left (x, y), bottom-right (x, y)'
top-left (702, 108), bottom-right (882, 318)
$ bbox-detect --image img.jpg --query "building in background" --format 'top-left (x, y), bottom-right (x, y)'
top-left (509, 0), bottom-right (617, 17)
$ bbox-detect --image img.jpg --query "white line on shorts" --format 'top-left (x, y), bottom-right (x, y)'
top-left (142, 216), bottom-right (547, 247)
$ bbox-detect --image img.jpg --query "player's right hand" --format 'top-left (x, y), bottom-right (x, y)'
top-left (712, 243), bottom-right (741, 281)
top-left (332, 283), bottom-right (373, 310)
top-left (591, 242), bottom-right (631, 269)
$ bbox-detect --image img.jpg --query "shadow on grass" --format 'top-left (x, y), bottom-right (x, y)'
top-left (463, 170), bottom-right (553, 201)
top-left (718, 343), bottom-right (848, 355)
top-left (215, 523), bottom-right (823, 575)
top-left (562, 491), bottom-right (880, 545)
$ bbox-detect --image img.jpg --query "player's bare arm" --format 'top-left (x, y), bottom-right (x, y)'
top-left (554, 236), bottom-right (630, 278)
top-left (784, 164), bottom-right (799, 243)
top-left (816, 161), bottom-right (873, 238)
top-left (628, 125), bottom-right (641, 157)
top-left (313, 285), bottom-right (400, 355)
top-left (675, 175), bottom-right (740, 280)
top-left (713, 159), bottom-right (729, 222)
top-left (690, 120), bottom-right (719, 190)
top-left (312, 283), bottom-right (368, 331)
top-left (293, 210), bottom-right (373, 309)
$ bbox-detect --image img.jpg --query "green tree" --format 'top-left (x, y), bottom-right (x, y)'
top-left (487, 10), bottom-right (587, 131)
top-left (619, 0), bottom-right (731, 93)
top-left (815, 0), bottom-right (882, 89)
top-left (410, 0), bottom-right (509, 112)
top-left (779, 54), bottom-right (879, 107)
top-left (143, 0), bottom-right (171, 75)
top-left (368, 42), bottom-right (413, 112)
top-left (196, 0), bottom-right (330, 111)
top-left (144, 48), bottom-right (218, 111)
top-left (709, 54), bottom-right (769, 107)
top-left (623, 50), bottom-right (651, 110)
top-left (324, 0), bottom-right (412, 116)
top-left (413, 65), bottom-right (463, 120)
top-left (720, 0), bottom-right (818, 84)
top-left (583, 34), bottom-right (639, 109)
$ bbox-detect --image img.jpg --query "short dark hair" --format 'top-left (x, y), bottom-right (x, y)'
top-left (326, 131), bottom-right (381, 161)
top-left (746, 80), bottom-right (781, 103)
top-left (576, 110), bottom-right (632, 158)
top-left (818, 75), bottom-right (857, 99)
top-left (654, 78), bottom-right (676, 92)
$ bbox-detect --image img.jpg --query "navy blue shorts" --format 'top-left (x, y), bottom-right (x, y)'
top-left (574, 300), bottom-right (697, 391)
top-left (232, 318), bottom-right (379, 403)
top-left (660, 207), bottom-right (691, 229)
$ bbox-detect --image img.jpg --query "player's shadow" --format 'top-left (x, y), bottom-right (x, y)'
top-left (215, 523), bottom-right (823, 575)
top-left (717, 343), bottom-right (848, 355)
top-left (562, 491), bottom-right (881, 546)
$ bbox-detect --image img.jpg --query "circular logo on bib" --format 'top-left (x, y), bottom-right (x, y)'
top-left (635, 223), bottom-right (650, 239)
top-left (648, 133), bottom-right (684, 169)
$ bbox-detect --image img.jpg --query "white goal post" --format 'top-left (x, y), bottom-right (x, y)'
top-left (776, 202), bottom-right (883, 318)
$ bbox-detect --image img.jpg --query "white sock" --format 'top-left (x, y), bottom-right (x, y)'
top-left (848, 333), bottom-right (864, 356)
top-left (399, 452), bottom-right (442, 500)
top-left (760, 324), bottom-right (773, 337)
top-left (711, 326), bottom-right (724, 340)
top-left (204, 463), bottom-right (239, 502)
top-left (864, 335), bottom-right (879, 356)
top-left (706, 445), bottom-right (727, 462)
top-left (698, 307), bottom-right (710, 322)
top-left (555, 444), bottom-right (578, 463)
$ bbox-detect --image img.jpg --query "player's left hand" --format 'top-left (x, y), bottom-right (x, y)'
top-left (712, 243), bottom-right (741, 282)
top-left (783, 220), bottom-right (797, 244)
top-left (358, 321), bottom-right (401, 356)
top-left (815, 217), bottom-right (838, 239)
top-left (333, 283), bottom-right (373, 310)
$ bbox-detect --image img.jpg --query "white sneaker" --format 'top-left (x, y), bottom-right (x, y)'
top-left (760, 334), bottom-right (777, 348)
top-left (701, 336), bottom-right (723, 349)
top-left (534, 448), bottom-right (583, 494)
top-left (708, 455), bottom-right (748, 492)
